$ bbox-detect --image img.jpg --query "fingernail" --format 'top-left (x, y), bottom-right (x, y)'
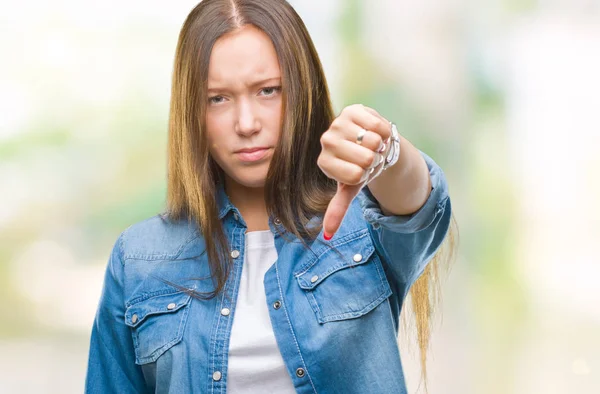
top-left (323, 232), bottom-right (333, 241)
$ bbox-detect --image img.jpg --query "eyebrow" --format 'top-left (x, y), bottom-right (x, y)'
top-left (207, 77), bottom-right (282, 93)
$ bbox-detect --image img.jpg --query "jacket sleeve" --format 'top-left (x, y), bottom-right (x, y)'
top-left (85, 234), bottom-right (149, 394)
top-left (356, 150), bottom-right (452, 293)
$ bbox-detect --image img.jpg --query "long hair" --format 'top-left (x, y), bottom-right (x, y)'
top-left (165, 0), bottom-right (458, 389)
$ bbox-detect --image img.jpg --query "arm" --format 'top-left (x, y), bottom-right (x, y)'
top-left (366, 134), bottom-right (432, 217)
top-left (357, 148), bottom-right (451, 289)
top-left (85, 234), bottom-right (149, 394)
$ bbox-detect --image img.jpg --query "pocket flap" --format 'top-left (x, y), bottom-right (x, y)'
top-left (125, 291), bottom-right (192, 328)
top-left (296, 231), bottom-right (376, 290)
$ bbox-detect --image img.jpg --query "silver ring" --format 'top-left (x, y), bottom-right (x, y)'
top-left (356, 129), bottom-right (366, 145)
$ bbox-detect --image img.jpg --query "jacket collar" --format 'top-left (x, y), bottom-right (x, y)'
top-left (215, 181), bottom-right (364, 243)
top-left (216, 182), bottom-right (236, 220)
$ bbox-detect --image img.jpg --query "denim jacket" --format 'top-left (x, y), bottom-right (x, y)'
top-left (85, 151), bottom-right (452, 394)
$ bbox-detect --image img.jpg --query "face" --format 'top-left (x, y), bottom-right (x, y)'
top-left (205, 24), bottom-right (283, 192)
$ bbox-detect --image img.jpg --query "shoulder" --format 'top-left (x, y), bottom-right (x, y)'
top-left (118, 214), bottom-right (201, 260)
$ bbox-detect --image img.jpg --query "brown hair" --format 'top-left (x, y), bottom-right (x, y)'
top-left (165, 0), bottom-right (457, 389)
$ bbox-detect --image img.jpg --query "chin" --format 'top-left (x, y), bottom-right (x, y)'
top-left (228, 169), bottom-right (268, 189)
top-left (239, 178), bottom-right (266, 188)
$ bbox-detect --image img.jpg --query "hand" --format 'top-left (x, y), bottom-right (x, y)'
top-left (317, 104), bottom-right (392, 240)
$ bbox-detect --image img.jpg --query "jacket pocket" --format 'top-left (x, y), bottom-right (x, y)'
top-left (124, 291), bottom-right (192, 365)
top-left (295, 229), bottom-right (392, 324)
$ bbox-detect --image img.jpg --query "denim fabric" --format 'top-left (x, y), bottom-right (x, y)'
top-left (85, 151), bottom-right (452, 394)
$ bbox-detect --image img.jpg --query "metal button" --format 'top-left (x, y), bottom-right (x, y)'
top-left (273, 217), bottom-right (281, 225)
top-left (310, 275), bottom-right (319, 283)
top-left (353, 253), bottom-right (363, 262)
top-left (231, 250), bottom-right (240, 258)
top-left (221, 308), bottom-right (230, 316)
top-left (296, 368), bottom-right (305, 378)
top-left (167, 303), bottom-right (176, 310)
top-left (131, 314), bottom-right (138, 324)
top-left (273, 300), bottom-right (281, 310)
top-left (212, 371), bottom-right (222, 381)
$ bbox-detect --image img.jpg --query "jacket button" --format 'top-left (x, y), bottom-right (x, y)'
top-left (231, 250), bottom-right (240, 258)
top-left (273, 300), bottom-right (281, 309)
top-left (296, 368), bottom-right (305, 378)
top-left (212, 371), bottom-right (222, 381)
top-left (233, 212), bottom-right (239, 220)
top-left (353, 253), bottom-right (363, 262)
top-left (167, 303), bottom-right (176, 310)
top-left (274, 217), bottom-right (282, 225)
top-left (221, 308), bottom-right (230, 316)
top-left (131, 314), bottom-right (138, 324)
top-left (310, 275), bottom-right (319, 283)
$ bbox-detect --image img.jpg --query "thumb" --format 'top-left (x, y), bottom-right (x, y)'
top-left (323, 182), bottom-right (362, 239)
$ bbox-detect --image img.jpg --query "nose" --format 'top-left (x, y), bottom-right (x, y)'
top-left (234, 98), bottom-right (261, 136)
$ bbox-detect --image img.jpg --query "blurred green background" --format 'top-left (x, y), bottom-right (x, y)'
top-left (1, 1), bottom-right (599, 393)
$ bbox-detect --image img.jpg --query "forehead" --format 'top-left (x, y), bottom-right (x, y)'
top-left (208, 25), bottom-right (281, 86)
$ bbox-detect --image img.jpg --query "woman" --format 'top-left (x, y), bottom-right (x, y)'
top-left (85, 0), bottom-right (457, 393)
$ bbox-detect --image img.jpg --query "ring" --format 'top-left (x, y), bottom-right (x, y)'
top-left (356, 129), bottom-right (366, 145)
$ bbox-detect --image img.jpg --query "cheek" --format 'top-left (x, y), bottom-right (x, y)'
top-left (205, 113), bottom-right (226, 144)
top-left (205, 121), bottom-right (224, 162)
top-left (266, 100), bottom-right (284, 134)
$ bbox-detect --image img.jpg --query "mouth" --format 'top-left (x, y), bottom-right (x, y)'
top-left (235, 147), bottom-right (270, 162)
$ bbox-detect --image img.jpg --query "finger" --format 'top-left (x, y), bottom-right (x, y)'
top-left (323, 182), bottom-right (363, 239)
top-left (325, 118), bottom-right (385, 154)
top-left (345, 106), bottom-right (391, 141)
top-left (319, 156), bottom-right (370, 185)
top-left (342, 122), bottom-right (385, 153)
top-left (332, 139), bottom-right (383, 172)
top-left (362, 105), bottom-right (389, 125)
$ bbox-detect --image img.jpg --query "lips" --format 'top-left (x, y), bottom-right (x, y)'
top-left (236, 147), bottom-right (269, 153)
top-left (235, 147), bottom-right (270, 162)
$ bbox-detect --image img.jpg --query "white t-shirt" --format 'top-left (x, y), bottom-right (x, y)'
top-left (227, 230), bottom-right (297, 393)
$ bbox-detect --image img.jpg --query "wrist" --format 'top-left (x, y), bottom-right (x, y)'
top-left (363, 122), bottom-right (401, 186)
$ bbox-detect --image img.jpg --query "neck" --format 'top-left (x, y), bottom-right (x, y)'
top-left (225, 180), bottom-right (270, 232)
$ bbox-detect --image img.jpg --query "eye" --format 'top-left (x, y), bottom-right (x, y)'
top-left (260, 86), bottom-right (282, 96)
top-left (208, 95), bottom-right (225, 105)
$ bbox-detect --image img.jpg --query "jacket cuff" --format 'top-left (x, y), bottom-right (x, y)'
top-left (356, 151), bottom-right (449, 234)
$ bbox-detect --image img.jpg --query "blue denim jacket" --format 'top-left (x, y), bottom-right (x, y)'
top-left (85, 151), bottom-right (451, 394)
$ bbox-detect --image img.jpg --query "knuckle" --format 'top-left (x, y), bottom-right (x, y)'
top-left (364, 151), bottom-right (376, 168)
top-left (343, 104), bottom-right (360, 116)
top-left (331, 118), bottom-right (343, 129)
top-left (349, 167), bottom-right (364, 184)
top-left (320, 132), bottom-right (333, 147)
top-left (369, 118), bottom-right (382, 131)
top-left (317, 156), bottom-right (324, 168)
